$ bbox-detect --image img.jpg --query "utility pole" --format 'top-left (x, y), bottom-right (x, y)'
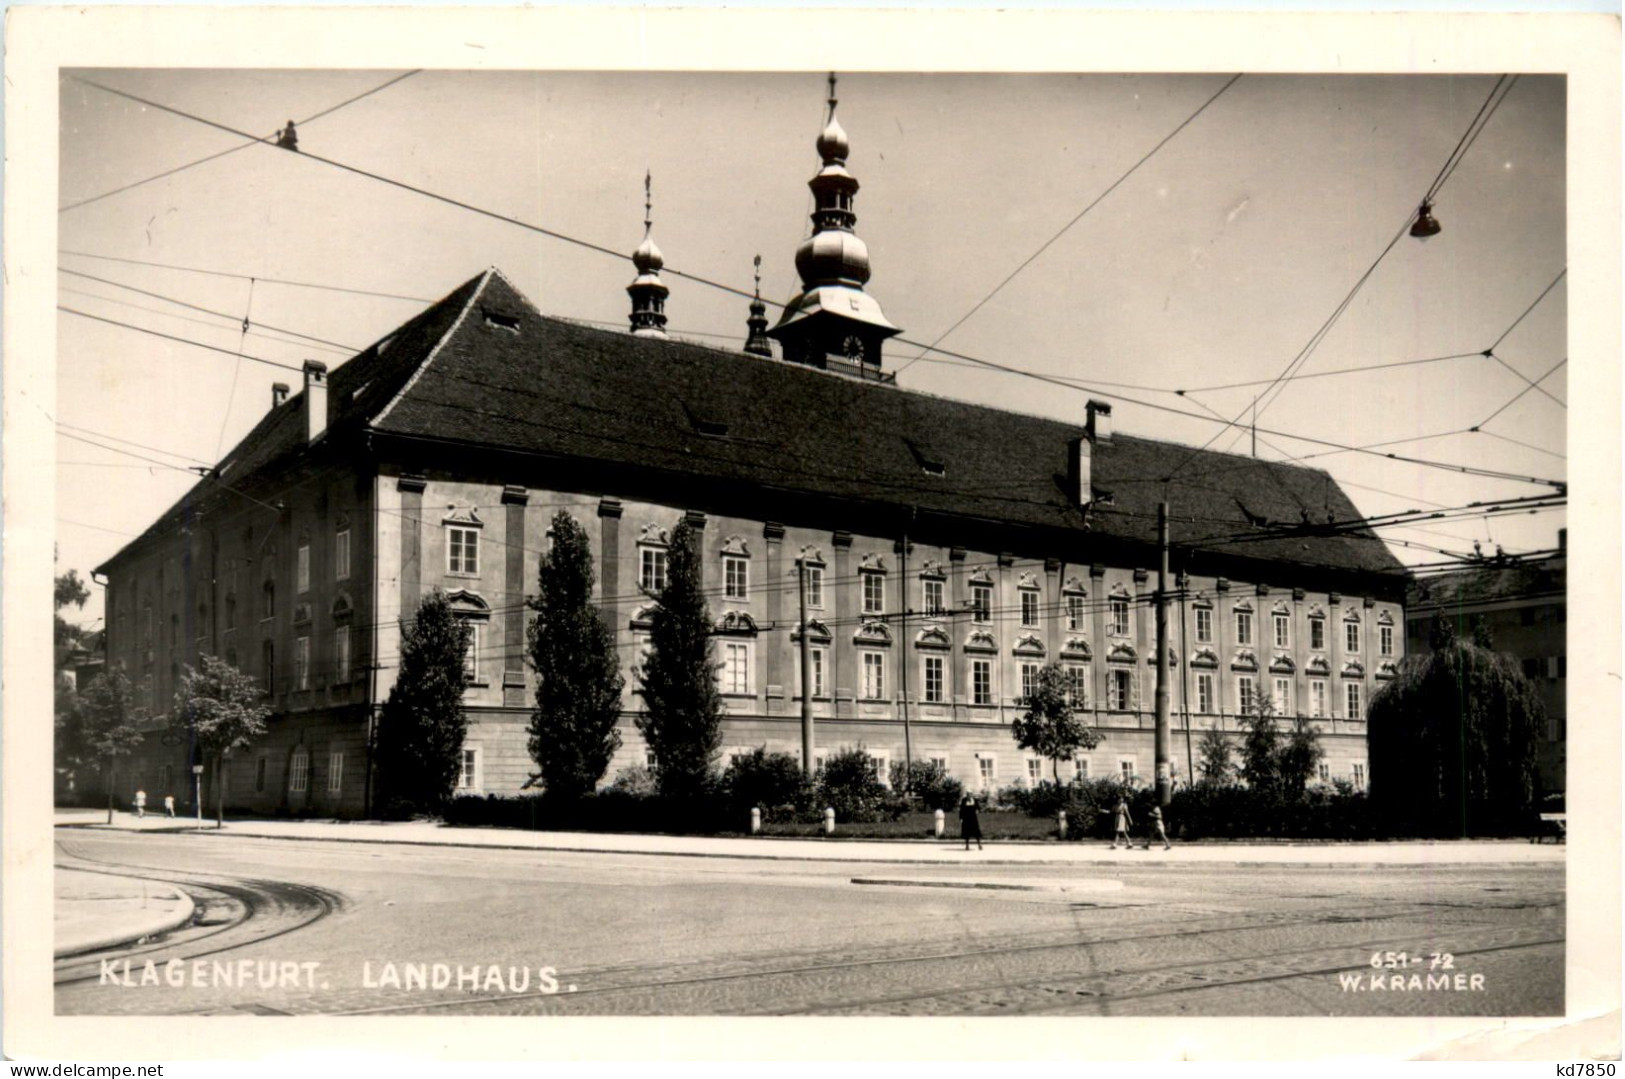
top-left (898, 522), bottom-right (913, 791)
top-left (798, 557), bottom-right (815, 778)
top-left (1155, 501), bottom-right (1172, 806)
top-left (1178, 569), bottom-right (1194, 786)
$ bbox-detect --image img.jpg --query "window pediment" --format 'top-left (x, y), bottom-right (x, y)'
top-left (629, 604), bottom-right (658, 630)
top-left (854, 620), bottom-right (892, 646)
top-left (967, 567), bottom-right (994, 587)
top-left (331, 592), bottom-right (354, 620)
top-left (1017, 570), bottom-right (1040, 590)
top-left (639, 524), bottom-right (671, 547)
top-left (1189, 647), bottom-right (1219, 669)
top-left (1342, 660), bottom-right (1366, 678)
top-left (791, 619), bottom-right (832, 644)
top-left (719, 534), bottom-right (751, 558)
top-left (1231, 649), bottom-right (1259, 671)
top-left (918, 558), bottom-right (947, 579)
top-left (915, 627), bottom-right (951, 651)
top-left (1376, 609), bottom-right (1395, 625)
top-left (1376, 660), bottom-right (1398, 680)
top-left (1107, 643), bottom-right (1138, 664)
top-left (964, 630), bottom-right (997, 654)
top-left (1145, 645), bottom-right (1178, 666)
top-left (1344, 608), bottom-right (1362, 623)
top-left (1060, 637), bottom-right (1092, 660)
top-left (442, 506), bottom-right (484, 528)
top-left (446, 589), bottom-right (491, 617)
top-left (1271, 600), bottom-right (1292, 615)
top-left (1306, 655), bottom-right (1331, 675)
top-left (1109, 581), bottom-right (1132, 598)
top-left (714, 610), bottom-right (758, 636)
top-left (1231, 599), bottom-right (1253, 613)
top-left (1062, 575), bottom-right (1089, 595)
top-left (858, 552), bottom-right (888, 573)
top-left (1013, 634), bottom-right (1045, 657)
top-left (1269, 653), bottom-right (1296, 674)
top-left (1307, 604), bottom-right (1326, 618)
top-left (797, 545), bottom-right (825, 567)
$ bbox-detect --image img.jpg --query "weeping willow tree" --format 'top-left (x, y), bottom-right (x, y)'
top-left (1366, 613), bottom-right (1544, 837)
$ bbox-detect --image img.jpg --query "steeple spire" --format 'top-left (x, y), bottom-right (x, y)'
top-left (626, 170), bottom-right (669, 338)
top-left (745, 254), bottom-right (772, 357)
top-left (768, 72), bottom-right (900, 376)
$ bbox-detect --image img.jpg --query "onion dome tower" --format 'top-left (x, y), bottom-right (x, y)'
top-left (767, 74), bottom-right (901, 377)
top-left (627, 171), bottom-right (669, 338)
top-left (744, 254), bottom-right (773, 357)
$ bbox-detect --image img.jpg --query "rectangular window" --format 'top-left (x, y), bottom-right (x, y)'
top-left (861, 651), bottom-right (885, 700)
top-left (463, 623), bottom-right (480, 680)
top-left (1027, 758), bottom-right (1045, 785)
top-left (805, 565), bottom-right (824, 608)
top-left (1109, 669), bottom-right (1132, 711)
top-left (447, 527), bottom-right (479, 576)
top-left (929, 755), bottom-right (949, 772)
top-left (1273, 677), bottom-right (1292, 715)
top-left (1351, 762), bottom-right (1366, 792)
top-left (458, 747), bottom-right (479, 790)
top-left (1235, 610), bottom-right (1253, 646)
top-left (1019, 661), bottom-right (1039, 704)
top-left (1073, 757), bottom-right (1090, 781)
top-left (1380, 625), bottom-right (1394, 656)
top-left (977, 756), bottom-right (996, 792)
top-left (1195, 607), bottom-right (1213, 643)
top-left (255, 757), bottom-right (267, 793)
top-left (640, 548), bottom-right (667, 594)
top-left (1273, 613), bottom-right (1290, 649)
top-left (722, 641), bottom-right (751, 695)
top-left (922, 578), bottom-right (944, 615)
top-left (923, 655), bottom-right (944, 704)
top-left (335, 529), bottom-right (351, 581)
top-left (1065, 663), bottom-right (1089, 708)
top-left (809, 646), bottom-right (826, 698)
top-left (262, 640), bottom-right (275, 693)
top-left (1310, 618), bottom-right (1325, 651)
top-left (1345, 621), bottom-right (1360, 653)
top-left (971, 659), bottom-right (992, 705)
top-left (297, 543), bottom-right (311, 595)
top-left (328, 752), bottom-right (344, 793)
top-left (971, 584), bottom-right (992, 624)
top-left (1196, 672), bottom-right (1214, 714)
top-left (1110, 597), bottom-right (1130, 636)
top-left (1066, 594), bottom-right (1085, 631)
top-left (294, 635), bottom-right (310, 691)
top-left (1346, 681), bottom-right (1363, 720)
top-left (1237, 675), bottom-right (1255, 714)
top-left (1317, 762), bottom-right (1330, 783)
top-left (862, 572), bottom-right (885, 615)
top-left (872, 753), bottom-right (890, 787)
top-left (1310, 679), bottom-right (1327, 718)
top-left (289, 751), bottom-right (309, 794)
top-left (1020, 590), bottom-right (1039, 628)
top-left (334, 625), bottom-right (351, 683)
top-left (1119, 758), bottom-right (1136, 785)
top-left (723, 556), bottom-right (749, 600)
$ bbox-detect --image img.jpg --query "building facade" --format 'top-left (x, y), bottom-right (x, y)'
top-left (99, 88), bottom-right (1407, 816)
top-left (1404, 533), bottom-right (1566, 795)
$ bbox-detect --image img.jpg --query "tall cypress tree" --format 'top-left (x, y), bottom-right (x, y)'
top-left (527, 511), bottom-right (625, 801)
top-left (375, 591), bottom-right (471, 818)
top-left (634, 519), bottom-right (722, 800)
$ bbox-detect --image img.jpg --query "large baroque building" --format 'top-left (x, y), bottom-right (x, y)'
top-left (100, 87), bottom-right (1407, 816)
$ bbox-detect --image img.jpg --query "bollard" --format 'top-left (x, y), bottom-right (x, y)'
top-left (1057, 809), bottom-right (1068, 840)
top-left (934, 808), bottom-right (945, 838)
top-left (750, 807), bottom-right (761, 835)
top-left (824, 807), bottom-right (836, 836)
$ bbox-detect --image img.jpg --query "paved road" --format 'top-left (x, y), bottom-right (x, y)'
top-left (55, 830), bottom-right (1563, 1017)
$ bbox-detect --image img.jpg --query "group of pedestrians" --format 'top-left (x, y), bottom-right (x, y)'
top-left (131, 789), bottom-right (176, 819)
top-left (954, 792), bottom-right (1172, 851)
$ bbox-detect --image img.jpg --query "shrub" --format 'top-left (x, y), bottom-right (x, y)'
top-left (817, 746), bottom-right (891, 823)
top-left (889, 759), bottom-right (965, 811)
top-left (722, 747), bottom-right (814, 816)
top-left (605, 765), bottom-right (658, 797)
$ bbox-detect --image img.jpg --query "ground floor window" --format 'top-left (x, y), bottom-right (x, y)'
top-left (721, 641), bottom-right (752, 695)
top-left (1237, 675), bottom-right (1255, 715)
top-left (977, 756), bottom-right (996, 791)
top-left (1310, 679), bottom-right (1327, 718)
top-left (1195, 672), bottom-right (1214, 714)
top-left (1026, 757), bottom-right (1045, 786)
top-left (289, 748), bottom-right (309, 794)
top-left (1019, 662), bottom-right (1040, 705)
top-left (1065, 663), bottom-right (1089, 708)
top-left (1073, 757), bottom-right (1091, 781)
top-left (861, 650), bottom-right (886, 700)
top-left (1273, 677), bottom-right (1292, 716)
top-left (255, 757), bottom-right (267, 793)
top-left (971, 660), bottom-right (992, 706)
top-left (1345, 681), bottom-right (1363, 719)
top-left (1108, 668), bottom-right (1132, 711)
top-left (1351, 761), bottom-right (1366, 792)
top-left (923, 656), bottom-right (944, 704)
top-left (1118, 757), bottom-right (1136, 785)
top-left (328, 751), bottom-right (344, 793)
top-left (458, 746), bottom-right (480, 790)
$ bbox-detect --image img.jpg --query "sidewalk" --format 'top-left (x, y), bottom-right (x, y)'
top-left (56, 809), bottom-right (1565, 868)
top-left (55, 865), bottom-right (196, 959)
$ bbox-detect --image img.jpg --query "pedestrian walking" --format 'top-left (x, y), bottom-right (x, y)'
top-left (959, 795), bottom-right (984, 851)
top-left (163, 793), bottom-right (175, 818)
top-left (1111, 795), bottom-right (1133, 849)
top-left (134, 788), bottom-right (147, 819)
top-left (1145, 805), bottom-right (1172, 851)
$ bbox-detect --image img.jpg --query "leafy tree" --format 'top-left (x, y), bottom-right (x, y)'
top-left (817, 746), bottom-right (889, 823)
top-left (73, 664), bottom-right (146, 823)
top-left (527, 512), bottom-right (625, 801)
top-left (1011, 662), bottom-right (1101, 784)
top-left (1367, 632), bottom-right (1544, 836)
top-left (722, 747), bottom-right (813, 817)
top-left (1195, 726), bottom-right (1235, 784)
top-left (55, 564), bottom-right (92, 651)
top-left (1277, 715), bottom-right (1325, 799)
top-left (375, 591), bottom-right (472, 818)
top-left (171, 654), bottom-right (271, 826)
top-left (633, 520), bottom-right (722, 801)
top-left (1238, 697), bottom-right (1283, 795)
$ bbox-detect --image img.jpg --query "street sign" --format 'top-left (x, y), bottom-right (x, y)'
top-left (192, 764), bottom-right (204, 775)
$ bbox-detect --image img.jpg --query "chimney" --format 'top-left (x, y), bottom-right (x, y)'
top-left (1086, 399), bottom-right (1113, 444)
top-left (1068, 436), bottom-right (1092, 507)
top-left (302, 360), bottom-right (328, 443)
top-left (272, 382), bottom-right (290, 409)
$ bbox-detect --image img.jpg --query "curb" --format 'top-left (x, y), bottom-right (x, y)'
top-left (98, 825), bottom-right (1563, 870)
top-left (54, 870), bottom-right (196, 959)
top-left (852, 877), bottom-right (1126, 892)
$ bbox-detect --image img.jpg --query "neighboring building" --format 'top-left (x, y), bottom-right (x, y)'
top-left (1404, 532), bottom-right (1566, 795)
top-left (99, 88), bottom-right (1406, 816)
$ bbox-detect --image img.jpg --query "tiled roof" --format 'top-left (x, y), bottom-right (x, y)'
top-left (1406, 558), bottom-right (1566, 610)
top-left (105, 268), bottom-right (1407, 581)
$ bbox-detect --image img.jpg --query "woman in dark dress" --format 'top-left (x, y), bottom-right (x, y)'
top-left (959, 795), bottom-right (983, 851)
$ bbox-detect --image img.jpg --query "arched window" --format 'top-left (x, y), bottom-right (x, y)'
top-left (262, 580), bottom-right (276, 621)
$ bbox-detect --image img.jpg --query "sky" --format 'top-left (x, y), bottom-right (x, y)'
top-left (54, 69), bottom-right (1568, 633)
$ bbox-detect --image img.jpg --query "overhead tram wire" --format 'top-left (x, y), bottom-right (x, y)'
top-left (56, 284), bottom-right (352, 358)
top-left (1477, 357), bottom-right (1568, 429)
top-left (59, 70), bottom-right (423, 214)
top-left (67, 77), bottom-right (1564, 491)
top-left (58, 249), bottom-right (438, 306)
top-left (1164, 76), bottom-right (1518, 479)
top-left (892, 73), bottom-right (1244, 377)
top-left (58, 307), bottom-right (307, 374)
top-left (1490, 267), bottom-right (1567, 352)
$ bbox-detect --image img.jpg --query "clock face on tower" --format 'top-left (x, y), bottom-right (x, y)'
top-left (840, 334), bottom-right (866, 361)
